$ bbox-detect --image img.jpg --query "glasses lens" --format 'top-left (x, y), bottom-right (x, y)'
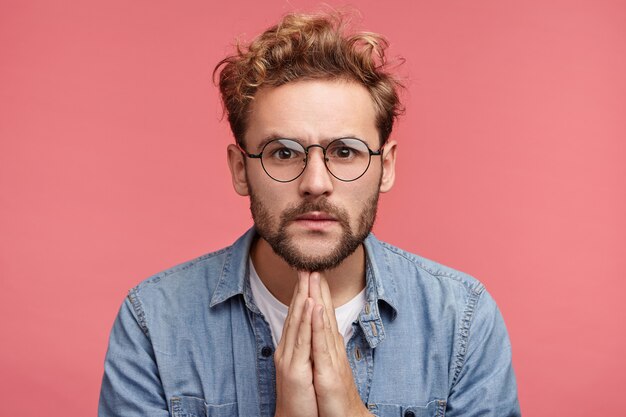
top-left (325, 138), bottom-right (371, 181)
top-left (261, 139), bottom-right (306, 182)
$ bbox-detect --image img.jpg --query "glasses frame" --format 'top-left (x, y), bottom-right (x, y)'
top-left (238, 137), bottom-right (385, 183)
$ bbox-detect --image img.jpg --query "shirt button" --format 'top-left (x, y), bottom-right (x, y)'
top-left (261, 346), bottom-right (273, 357)
top-left (404, 411), bottom-right (415, 417)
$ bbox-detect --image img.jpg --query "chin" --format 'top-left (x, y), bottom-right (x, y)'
top-left (279, 238), bottom-right (361, 272)
top-left (290, 233), bottom-right (341, 251)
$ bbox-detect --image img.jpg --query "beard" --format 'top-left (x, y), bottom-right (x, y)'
top-left (249, 189), bottom-right (380, 272)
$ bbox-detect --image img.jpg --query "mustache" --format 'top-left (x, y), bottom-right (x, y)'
top-left (280, 199), bottom-right (350, 226)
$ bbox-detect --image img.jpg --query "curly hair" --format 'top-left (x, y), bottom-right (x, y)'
top-left (214, 11), bottom-right (404, 146)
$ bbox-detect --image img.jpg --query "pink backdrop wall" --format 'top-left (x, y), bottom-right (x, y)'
top-left (1, 1), bottom-right (624, 416)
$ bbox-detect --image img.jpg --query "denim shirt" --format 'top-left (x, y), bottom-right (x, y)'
top-left (99, 228), bottom-right (521, 417)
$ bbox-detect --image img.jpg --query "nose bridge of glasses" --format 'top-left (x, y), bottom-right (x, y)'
top-left (298, 144), bottom-right (334, 192)
top-left (304, 143), bottom-right (329, 162)
top-left (304, 143), bottom-right (326, 153)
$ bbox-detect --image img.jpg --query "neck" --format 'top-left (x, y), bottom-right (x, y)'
top-left (250, 237), bottom-right (366, 307)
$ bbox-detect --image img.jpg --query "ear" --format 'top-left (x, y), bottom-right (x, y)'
top-left (379, 139), bottom-right (397, 193)
top-left (227, 144), bottom-right (250, 196)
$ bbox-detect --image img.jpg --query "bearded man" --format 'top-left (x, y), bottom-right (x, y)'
top-left (99, 11), bottom-right (521, 417)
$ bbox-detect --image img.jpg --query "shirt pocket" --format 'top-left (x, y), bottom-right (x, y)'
top-left (170, 396), bottom-right (238, 417)
top-left (369, 399), bottom-right (446, 417)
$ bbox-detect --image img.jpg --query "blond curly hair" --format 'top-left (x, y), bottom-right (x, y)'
top-left (214, 11), bottom-right (404, 146)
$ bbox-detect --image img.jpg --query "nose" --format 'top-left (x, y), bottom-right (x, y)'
top-left (298, 146), bottom-right (334, 197)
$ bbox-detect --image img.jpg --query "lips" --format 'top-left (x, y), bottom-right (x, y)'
top-left (294, 211), bottom-right (337, 221)
top-left (292, 211), bottom-right (339, 231)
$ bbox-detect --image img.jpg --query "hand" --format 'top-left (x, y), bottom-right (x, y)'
top-left (274, 272), bottom-right (318, 417)
top-left (308, 273), bottom-right (372, 417)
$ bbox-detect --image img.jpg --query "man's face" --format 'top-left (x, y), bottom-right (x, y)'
top-left (228, 79), bottom-right (396, 271)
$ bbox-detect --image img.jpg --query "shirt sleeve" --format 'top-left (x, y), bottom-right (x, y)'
top-left (445, 289), bottom-right (522, 417)
top-left (98, 295), bottom-right (170, 417)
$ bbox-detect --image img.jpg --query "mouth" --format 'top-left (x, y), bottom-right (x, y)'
top-left (295, 211), bottom-right (337, 221)
top-left (293, 211), bottom-right (339, 231)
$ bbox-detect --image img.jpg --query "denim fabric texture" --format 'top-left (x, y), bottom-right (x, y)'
top-left (99, 228), bottom-right (521, 417)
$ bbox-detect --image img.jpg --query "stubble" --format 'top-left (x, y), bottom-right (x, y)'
top-left (249, 190), bottom-right (379, 272)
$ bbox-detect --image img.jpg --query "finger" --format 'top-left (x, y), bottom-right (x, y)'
top-left (278, 273), bottom-right (310, 361)
top-left (318, 276), bottom-right (343, 356)
top-left (308, 273), bottom-right (338, 355)
top-left (275, 282), bottom-right (300, 358)
top-left (297, 270), bottom-right (311, 296)
top-left (308, 272), bottom-right (323, 305)
top-left (282, 272), bottom-right (310, 343)
top-left (311, 305), bottom-right (334, 370)
top-left (322, 299), bottom-right (339, 358)
top-left (319, 275), bottom-right (340, 336)
top-left (291, 297), bottom-right (314, 365)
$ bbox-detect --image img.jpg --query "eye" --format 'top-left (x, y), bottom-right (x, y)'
top-left (331, 146), bottom-right (355, 159)
top-left (274, 147), bottom-right (296, 159)
top-left (264, 140), bottom-right (305, 162)
top-left (327, 140), bottom-right (365, 160)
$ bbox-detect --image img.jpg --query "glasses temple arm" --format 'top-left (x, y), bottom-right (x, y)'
top-left (236, 143), bottom-right (262, 158)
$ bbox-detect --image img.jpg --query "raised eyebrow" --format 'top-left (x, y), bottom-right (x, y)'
top-left (255, 134), bottom-right (296, 152)
top-left (302, 136), bottom-right (364, 147)
top-left (327, 136), bottom-right (364, 143)
top-left (255, 135), bottom-right (364, 151)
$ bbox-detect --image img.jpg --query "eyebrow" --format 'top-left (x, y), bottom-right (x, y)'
top-left (254, 134), bottom-right (288, 152)
top-left (254, 133), bottom-right (364, 151)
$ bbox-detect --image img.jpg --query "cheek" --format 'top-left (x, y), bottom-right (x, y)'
top-left (250, 181), bottom-right (295, 212)
top-left (354, 169), bottom-right (382, 197)
top-left (343, 184), bottom-right (377, 215)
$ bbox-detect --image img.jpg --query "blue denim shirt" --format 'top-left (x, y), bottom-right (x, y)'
top-left (99, 228), bottom-right (520, 417)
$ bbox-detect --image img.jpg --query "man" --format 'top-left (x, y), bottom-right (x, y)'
top-left (99, 12), bottom-right (520, 417)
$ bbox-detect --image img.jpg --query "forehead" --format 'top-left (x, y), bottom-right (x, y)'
top-left (244, 79), bottom-right (378, 149)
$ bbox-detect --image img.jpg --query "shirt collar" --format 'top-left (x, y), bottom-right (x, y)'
top-left (209, 227), bottom-right (400, 342)
top-left (359, 233), bottom-right (399, 348)
top-left (209, 227), bottom-right (257, 308)
top-left (363, 233), bottom-right (399, 317)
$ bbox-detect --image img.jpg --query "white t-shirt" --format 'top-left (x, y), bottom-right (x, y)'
top-left (249, 259), bottom-right (366, 348)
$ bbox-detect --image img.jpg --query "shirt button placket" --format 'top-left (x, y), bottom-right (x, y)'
top-left (253, 314), bottom-right (276, 417)
top-left (347, 325), bottom-right (373, 404)
top-left (261, 346), bottom-right (273, 357)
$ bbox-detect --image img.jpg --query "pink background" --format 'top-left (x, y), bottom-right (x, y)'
top-left (1, 1), bottom-right (625, 416)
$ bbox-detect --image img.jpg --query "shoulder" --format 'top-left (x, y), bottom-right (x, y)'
top-left (131, 245), bottom-right (231, 299)
top-left (369, 237), bottom-right (511, 390)
top-left (368, 236), bottom-right (487, 302)
top-left (122, 228), bottom-right (256, 337)
top-left (124, 244), bottom-right (235, 337)
top-left (368, 236), bottom-right (503, 352)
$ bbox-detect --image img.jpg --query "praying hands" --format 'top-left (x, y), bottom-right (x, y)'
top-left (273, 271), bottom-right (373, 417)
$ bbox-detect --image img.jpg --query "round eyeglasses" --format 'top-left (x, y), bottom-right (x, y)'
top-left (239, 138), bottom-right (384, 182)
